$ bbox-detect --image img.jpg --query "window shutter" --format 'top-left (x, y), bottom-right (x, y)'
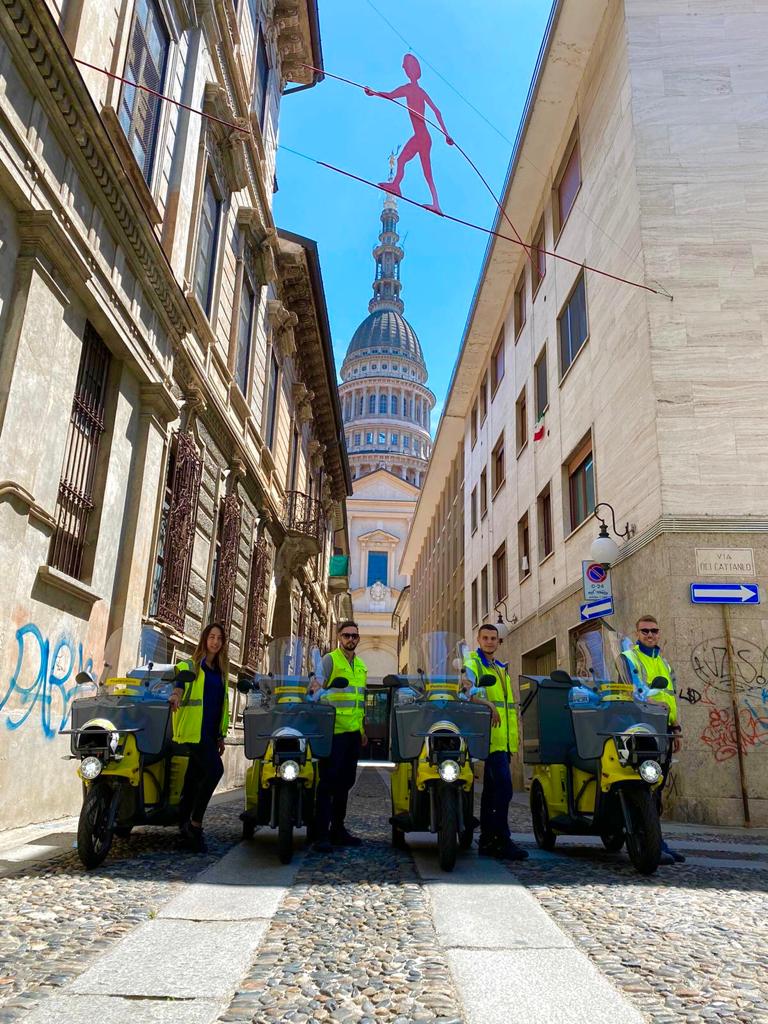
top-left (244, 533), bottom-right (273, 669)
top-left (156, 430), bottom-right (203, 630)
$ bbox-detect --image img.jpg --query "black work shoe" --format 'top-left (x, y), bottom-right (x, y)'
top-left (478, 835), bottom-right (498, 856)
top-left (330, 828), bottom-right (362, 847)
top-left (661, 840), bottom-right (685, 864)
top-left (494, 839), bottom-right (529, 861)
top-left (313, 838), bottom-right (333, 853)
top-left (178, 822), bottom-right (207, 853)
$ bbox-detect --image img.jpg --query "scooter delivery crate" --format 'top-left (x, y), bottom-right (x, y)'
top-left (70, 694), bottom-right (171, 756)
top-left (390, 700), bottom-right (491, 762)
top-left (243, 703), bottom-right (336, 760)
top-left (519, 675), bottom-right (575, 765)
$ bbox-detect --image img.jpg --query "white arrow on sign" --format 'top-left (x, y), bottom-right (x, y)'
top-left (580, 597), bottom-right (614, 621)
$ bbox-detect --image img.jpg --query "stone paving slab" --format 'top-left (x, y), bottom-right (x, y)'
top-left (448, 948), bottom-right (646, 1024)
top-left (159, 842), bottom-right (301, 921)
top-left (21, 994), bottom-right (221, 1024)
top-left (509, 832), bottom-right (768, 855)
top-left (69, 918), bottom-right (266, 999)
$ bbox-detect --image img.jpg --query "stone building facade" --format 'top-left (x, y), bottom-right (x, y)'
top-left (406, 0), bottom-right (768, 825)
top-left (0, 0), bottom-right (351, 829)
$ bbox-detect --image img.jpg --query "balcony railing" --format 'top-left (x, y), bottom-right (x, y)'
top-left (282, 490), bottom-right (323, 550)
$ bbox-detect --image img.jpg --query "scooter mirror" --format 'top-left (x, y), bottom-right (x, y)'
top-left (327, 677), bottom-right (350, 689)
top-left (650, 675), bottom-right (670, 690)
top-left (550, 669), bottom-right (573, 685)
top-left (75, 670), bottom-right (95, 685)
top-left (236, 674), bottom-right (253, 694)
top-left (479, 673), bottom-right (496, 688)
top-left (175, 668), bottom-right (197, 685)
top-left (382, 674), bottom-right (405, 688)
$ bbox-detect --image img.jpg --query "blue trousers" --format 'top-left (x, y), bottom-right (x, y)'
top-left (315, 730), bottom-right (361, 838)
top-left (480, 750), bottom-right (513, 841)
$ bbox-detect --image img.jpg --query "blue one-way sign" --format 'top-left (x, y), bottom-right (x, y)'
top-left (580, 597), bottom-right (614, 621)
top-left (690, 583), bottom-right (760, 605)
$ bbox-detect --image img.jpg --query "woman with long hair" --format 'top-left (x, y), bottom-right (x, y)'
top-left (169, 622), bottom-right (230, 852)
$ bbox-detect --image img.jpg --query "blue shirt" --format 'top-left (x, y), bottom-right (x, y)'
top-left (200, 659), bottom-right (225, 742)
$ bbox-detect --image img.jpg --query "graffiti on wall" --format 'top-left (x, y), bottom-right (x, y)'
top-left (0, 623), bottom-right (93, 739)
top-left (690, 636), bottom-right (768, 762)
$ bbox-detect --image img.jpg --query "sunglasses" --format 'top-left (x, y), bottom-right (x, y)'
top-left (340, 633), bottom-right (360, 639)
top-left (639, 628), bottom-right (660, 635)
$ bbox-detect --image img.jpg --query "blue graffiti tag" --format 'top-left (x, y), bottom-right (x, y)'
top-left (0, 624), bottom-right (93, 738)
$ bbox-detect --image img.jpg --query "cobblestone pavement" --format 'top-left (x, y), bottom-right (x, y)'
top-left (0, 797), bottom-right (242, 1024)
top-left (221, 770), bottom-right (464, 1024)
top-left (503, 803), bottom-right (768, 1024)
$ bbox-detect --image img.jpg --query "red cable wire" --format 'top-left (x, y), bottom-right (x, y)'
top-left (74, 58), bottom-right (251, 134)
top-left (299, 61), bottom-right (669, 298)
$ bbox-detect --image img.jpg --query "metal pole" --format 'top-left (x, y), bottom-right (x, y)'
top-left (722, 604), bottom-right (751, 826)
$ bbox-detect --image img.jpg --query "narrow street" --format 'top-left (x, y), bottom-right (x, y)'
top-left (1, 775), bottom-right (766, 1024)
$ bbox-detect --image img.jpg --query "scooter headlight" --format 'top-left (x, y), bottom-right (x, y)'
top-left (278, 760), bottom-right (300, 781)
top-left (80, 756), bottom-right (103, 780)
top-left (438, 759), bottom-right (460, 783)
top-left (639, 759), bottom-right (662, 784)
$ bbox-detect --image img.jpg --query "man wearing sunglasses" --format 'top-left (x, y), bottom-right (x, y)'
top-left (621, 615), bottom-right (685, 865)
top-left (312, 620), bottom-right (368, 852)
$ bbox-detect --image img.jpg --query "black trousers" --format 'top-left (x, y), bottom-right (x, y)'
top-left (315, 731), bottom-right (361, 839)
top-left (178, 740), bottom-right (224, 824)
top-left (480, 750), bottom-right (513, 841)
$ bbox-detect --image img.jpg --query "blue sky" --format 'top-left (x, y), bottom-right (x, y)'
top-left (274, 0), bottom-right (553, 423)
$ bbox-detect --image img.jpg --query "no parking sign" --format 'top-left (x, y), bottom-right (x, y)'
top-left (582, 561), bottom-right (613, 602)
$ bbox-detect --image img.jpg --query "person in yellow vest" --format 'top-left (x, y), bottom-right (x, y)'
top-left (169, 622), bottom-right (230, 853)
top-left (620, 614), bottom-right (685, 865)
top-left (310, 620), bottom-right (368, 853)
top-left (463, 624), bottom-right (528, 861)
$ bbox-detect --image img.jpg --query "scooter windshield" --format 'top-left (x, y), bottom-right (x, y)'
top-left (573, 624), bottom-right (635, 687)
top-left (265, 637), bottom-right (311, 684)
top-left (411, 633), bottom-right (466, 688)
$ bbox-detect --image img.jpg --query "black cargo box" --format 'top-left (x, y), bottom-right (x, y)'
top-left (519, 675), bottom-right (575, 765)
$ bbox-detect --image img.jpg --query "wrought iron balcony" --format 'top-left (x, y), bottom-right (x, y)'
top-left (282, 490), bottom-right (324, 552)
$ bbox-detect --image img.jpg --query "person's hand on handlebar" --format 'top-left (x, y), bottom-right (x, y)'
top-left (169, 687), bottom-right (184, 712)
top-left (308, 678), bottom-right (322, 694)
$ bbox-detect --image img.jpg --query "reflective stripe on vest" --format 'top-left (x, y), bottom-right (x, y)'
top-left (172, 659), bottom-right (229, 744)
top-left (322, 648), bottom-right (367, 734)
top-left (463, 652), bottom-right (519, 755)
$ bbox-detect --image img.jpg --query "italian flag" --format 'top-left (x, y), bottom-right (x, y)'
top-left (533, 414), bottom-right (546, 443)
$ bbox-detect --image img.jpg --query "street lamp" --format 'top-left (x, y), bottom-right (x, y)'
top-left (590, 502), bottom-right (635, 567)
top-left (494, 599), bottom-right (518, 640)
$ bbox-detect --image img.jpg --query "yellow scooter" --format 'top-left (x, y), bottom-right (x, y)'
top-left (64, 646), bottom-right (196, 869)
top-left (521, 630), bottom-right (674, 875)
top-left (238, 639), bottom-right (337, 863)
top-left (385, 633), bottom-right (492, 871)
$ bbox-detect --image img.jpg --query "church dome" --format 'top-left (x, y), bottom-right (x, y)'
top-left (347, 308), bottom-right (424, 365)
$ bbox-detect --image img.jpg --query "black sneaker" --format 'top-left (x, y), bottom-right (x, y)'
top-left (179, 822), bottom-right (207, 853)
top-left (661, 840), bottom-right (685, 864)
top-left (494, 839), bottom-right (529, 861)
top-left (330, 828), bottom-right (362, 847)
top-left (478, 835), bottom-right (498, 856)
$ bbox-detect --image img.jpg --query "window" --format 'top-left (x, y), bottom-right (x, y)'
top-left (367, 550), bottom-right (388, 586)
top-left (470, 399), bottom-right (478, 448)
top-left (470, 485), bottom-right (478, 533)
top-left (391, 395), bottom-right (398, 415)
top-left (567, 438), bottom-right (595, 532)
top-left (194, 175), bottom-right (221, 314)
top-left (514, 275), bottom-right (526, 338)
top-left (479, 372), bottom-right (488, 423)
top-left (556, 133), bottom-right (581, 233)
top-left (493, 543), bottom-right (508, 603)
top-left (491, 434), bottom-right (505, 494)
top-left (558, 273), bottom-right (588, 376)
top-left (119, 0), bottom-right (169, 182)
top-left (518, 512), bottom-right (531, 579)
top-left (516, 387), bottom-right (527, 453)
top-left (538, 484), bottom-right (553, 560)
top-left (471, 577), bottom-right (479, 626)
top-left (409, 398), bottom-right (414, 418)
top-left (403, 435), bottom-right (410, 448)
top-left (366, 431), bottom-right (374, 444)
top-left (264, 351), bottom-right (279, 448)
top-left (253, 28), bottom-right (271, 129)
top-left (491, 329), bottom-right (505, 393)
top-left (379, 394), bottom-right (387, 414)
top-left (49, 323), bottom-right (111, 580)
top-left (369, 394), bottom-right (376, 414)
top-left (414, 439), bottom-right (421, 456)
top-left (480, 468), bottom-right (488, 519)
top-left (531, 218), bottom-right (546, 293)
top-left (378, 431), bottom-right (386, 445)
top-left (391, 432), bottom-right (399, 445)
top-left (354, 432), bottom-right (361, 446)
top-left (481, 565), bottom-right (489, 618)
top-left (288, 426), bottom-right (300, 489)
top-left (235, 271), bottom-right (255, 395)
top-left (535, 346), bottom-right (548, 418)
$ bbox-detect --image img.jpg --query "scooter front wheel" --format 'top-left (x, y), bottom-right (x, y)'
top-left (277, 784), bottom-right (296, 864)
top-left (437, 783), bottom-right (458, 872)
top-left (531, 782), bottom-right (557, 851)
top-left (77, 781), bottom-right (115, 869)
top-left (622, 787), bottom-right (661, 875)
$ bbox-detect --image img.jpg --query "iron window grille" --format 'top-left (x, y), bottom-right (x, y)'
top-left (211, 493), bottom-right (242, 633)
top-left (244, 533), bottom-right (273, 670)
